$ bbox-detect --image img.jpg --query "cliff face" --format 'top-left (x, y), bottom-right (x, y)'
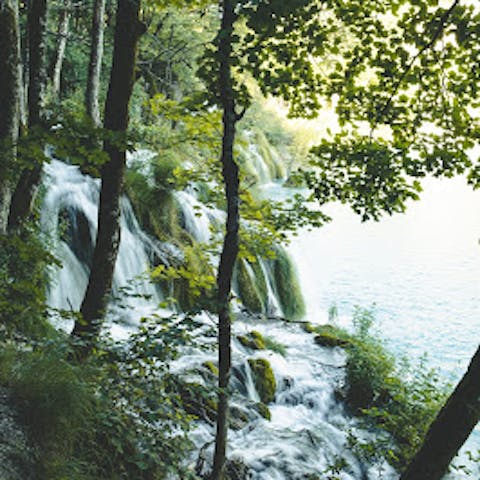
top-left (0, 387), bottom-right (36, 480)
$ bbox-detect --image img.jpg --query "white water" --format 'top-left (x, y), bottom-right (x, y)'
top-left (263, 177), bottom-right (480, 476)
top-left (42, 154), bottom-right (480, 478)
top-left (42, 159), bottom-right (164, 327)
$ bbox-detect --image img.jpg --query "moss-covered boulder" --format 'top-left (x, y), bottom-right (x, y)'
top-left (248, 358), bottom-right (276, 404)
top-left (303, 323), bottom-right (352, 348)
top-left (270, 246), bottom-right (305, 320)
top-left (252, 401), bottom-right (271, 420)
top-left (235, 258), bottom-right (268, 314)
top-left (314, 333), bottom-right (351, 348)
top-left (237, 330), bottom-right (266, 350)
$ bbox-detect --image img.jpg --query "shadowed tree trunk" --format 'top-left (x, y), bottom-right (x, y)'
top-left (71, 0), bottom-right (143, 354)
top-left (50, 0), bottom-right (71, 97)
top-left (8, 0), bottom-right (48, 230)
top-left (0, 0), bottom-right (20, 234)
top-left (86, 0), bottom-right (106, 125)
top-left (211, 1), bottom-right (239, 478)
top-left (401, 345), bottom-right (480, 480)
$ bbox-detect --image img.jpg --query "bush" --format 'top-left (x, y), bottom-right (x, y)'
top-left (343, 308), bottom-right (448, 470)
top-left (0, 315), bottom-right (202, 479)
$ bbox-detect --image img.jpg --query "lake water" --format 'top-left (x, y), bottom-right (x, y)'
top-left (265, 176), bottom-right (480, 470)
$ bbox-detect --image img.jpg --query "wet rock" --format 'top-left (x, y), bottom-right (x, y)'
top-left (252, 401), bottom-right (271, 420)
top-left (58, 206), bottom-right (93, 268)
top-left (248, 358), bottom-right (276, 404)
top-left (282, 376), bottom-right (294, 388)
top-left (225, 457), bottom-right (253, 480)
top-left (229, 405), bottom-right (250, 431)
top-left (237, 330), bottom-right (266, 350)
top-left (314, 333), bottom-right (351, 348)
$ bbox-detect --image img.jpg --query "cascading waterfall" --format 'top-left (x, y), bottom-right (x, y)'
top-left (42, 143), bottom-right (472, 479)
top-left (42, 158), bottom-right (167, 327)
top-left (41, 151), bottom-right (390, 479)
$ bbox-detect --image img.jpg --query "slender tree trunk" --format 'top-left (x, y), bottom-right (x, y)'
top-left (211, 1), bottom-right (239, 479)
top-left (71, 0), bottom-right (143, 354)
top-left (0, 0), bottom-right (20, 234)
top-left (86, 0), bottom-right (106, 125)
top-left (401, 345), bottom-right (480, 480)
top-left (50, 0), bottom-right (71, 97)
top-left (8, 0), bottom-right (48, 230)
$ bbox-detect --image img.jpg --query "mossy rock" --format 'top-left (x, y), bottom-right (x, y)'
top-left (252, 401), bottom-right (271, 420)
top-left (229, 405), bottom-right (250, 431)
top-left (237, 330), bottom-right (266, 350)
top-left (248, 358), bottom-right (276, 404)
top-left (235, 258), bottom-right (268, 314)
top-left (202, 361), bottom-right (219, 377)
top-left (314, 333), bottom-right (351, 348)
top-left (270, 246), bottom-right (305, 320)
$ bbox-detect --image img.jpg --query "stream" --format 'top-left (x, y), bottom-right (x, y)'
top-left (42, 156), bottom-right (479, 479)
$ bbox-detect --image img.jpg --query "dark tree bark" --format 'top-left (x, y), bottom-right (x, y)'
top-left (50, 0), bottom-right (71, 97)
top-left (211, 1), bottom-right (239, 479)
top-left (85, 0), bottom-right (106, 126)
top-left (8, 0), bottom-right (48, 230)
top-left (0, 0), bottom-right (20, 234)
top-left (71, 0), bottom-right (143, 353)
top-left (401, 345), bottom-right (480, 480)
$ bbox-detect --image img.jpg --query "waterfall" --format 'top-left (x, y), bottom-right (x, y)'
top-left (42, 158), bottom-right (164, 326)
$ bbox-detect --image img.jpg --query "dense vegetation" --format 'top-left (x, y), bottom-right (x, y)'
top-left (0, 0), bottom-right (479, 479)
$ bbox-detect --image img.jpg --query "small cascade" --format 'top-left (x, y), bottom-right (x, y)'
top-left (174, 190), bottom-right (224, 244)
top-left (186, 315), bottom-right (397, 480)
top-left (42, 159), bottom-right (163, 323)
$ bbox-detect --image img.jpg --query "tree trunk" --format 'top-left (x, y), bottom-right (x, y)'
top-left (0, 0), bottom-right (20, 234)
top-left (401, 345), bottom-right (480, 480)
top-left (71, 0), bottom-right (143, 354)
top-left (7, 0), bottom-right (48, 230)
top-left (211, 1), bottom-right (239, 479)
top-left (85, 0), bottom-right (105, 126)
top-left (50, 0), bottom-right (71, 97)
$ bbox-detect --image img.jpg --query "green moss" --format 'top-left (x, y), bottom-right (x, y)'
top-left (314, 333), bottom-right (351, 348)
top-left (253, 401), bottom-right (271, 420)
top-left (202, 360), bottom-right (219, 377)
top-left (238, 330), bottom-right (266, 350)
top-left (271, 246), bottom-right (305, 320)
top-left (236, 258), bottom-right (268, 314)
top-left (248, 358), bottom-right (276, 404)
top-left (263, 336), bottom-right (287, 356)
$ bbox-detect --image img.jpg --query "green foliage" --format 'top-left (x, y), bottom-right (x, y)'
top-left (0, 226), bottom-right (57, 338)
top-left (0, 314), bottom-right (201, 479)
top-left (152, 243), bottom-right (216, 311)
top-left (306, 307), bottom-right (449, 471)
top-left (248, 357), bottom-right (277, 404)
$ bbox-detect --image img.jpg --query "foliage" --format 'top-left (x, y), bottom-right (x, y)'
top-left (0, 225), bottom-right (57, 339)
top-left (0, 314), bottom-right (202, 479)
top-left (307, 307), bottom-right (450, 471)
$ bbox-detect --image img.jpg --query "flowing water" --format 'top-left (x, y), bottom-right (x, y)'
top-left (42, 155), bottom-right (479, 478)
